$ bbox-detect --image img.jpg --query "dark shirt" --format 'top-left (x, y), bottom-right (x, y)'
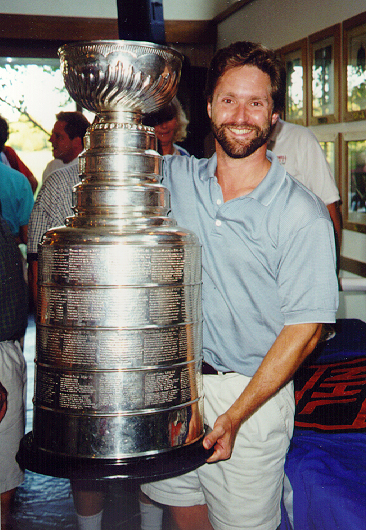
top-left (0, 216), bottom-right (28, 341)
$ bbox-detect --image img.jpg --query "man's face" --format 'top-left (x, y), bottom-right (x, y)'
top-left (207, 65), bottom-right (279, 159)
top-left (49, 120), bottom-right (75, 163)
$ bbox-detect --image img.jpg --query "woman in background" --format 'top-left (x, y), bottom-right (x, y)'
top-left (144, 97), bottom-right (190, 156)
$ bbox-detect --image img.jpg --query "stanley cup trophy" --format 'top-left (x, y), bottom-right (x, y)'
top-left (18, 40), bottom-right (208, 481)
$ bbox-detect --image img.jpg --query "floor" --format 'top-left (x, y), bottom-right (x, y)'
top-left (10, 314), bottom-right (142, 530)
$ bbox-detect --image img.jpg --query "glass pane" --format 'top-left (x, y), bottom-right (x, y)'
top-left (312, 37), bottom-right (334, 117)
top-left (348, 140), bottom-right (366, 224)
top-left (347, 30), bottom-right (366, 113)
top-left (319, 141), bottom-right (335, 175)
top-left (0, 57), bottom-right (75, 192)
top-left (284, 49), bottom-right (304, 121)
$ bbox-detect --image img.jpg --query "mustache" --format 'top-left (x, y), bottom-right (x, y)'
top-left (217, 122), bottom-right (261, 131)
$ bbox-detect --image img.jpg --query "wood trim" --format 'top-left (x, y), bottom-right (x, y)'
top-left (0, 14), bottom-right (118, 41)
top-left (340, 256), bottom-right (366, 277)
top-left (0, 13), bottom-right (216, 45)
top-left (343, 10), bottom-right (366, 32)
top-left (165, 20), bottom-right (216, 44)
top-left (212, 0), bottom-right (256, 24)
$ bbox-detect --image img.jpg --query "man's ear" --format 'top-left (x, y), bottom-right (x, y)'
top-left (72, 136), bottom-right (84, 152)
top-left (271, 112), bottom-right (280, 126)
top-left (207, 101), bottom-right (212, 119)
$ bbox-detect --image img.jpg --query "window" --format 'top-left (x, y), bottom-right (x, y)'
top-left (308, 25), bottom-right (340, 125)
top-left (0, 57), bottom-right (75, 192)
top-left (281, 39), bottom-right (307, 126)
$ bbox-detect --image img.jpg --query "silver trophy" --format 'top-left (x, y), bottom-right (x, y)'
top-left (18, 41), bottom-right (207, 481)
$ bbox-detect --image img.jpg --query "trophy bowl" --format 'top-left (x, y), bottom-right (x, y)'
top-left (58, 40), bottom-right (183, 115)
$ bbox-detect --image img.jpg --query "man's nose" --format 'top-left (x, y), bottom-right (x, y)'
top-left (234, 103), bottom-right (248, 122)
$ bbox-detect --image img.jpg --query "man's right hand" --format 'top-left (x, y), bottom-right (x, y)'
top-left (0, 382), bottom-right (7, 423)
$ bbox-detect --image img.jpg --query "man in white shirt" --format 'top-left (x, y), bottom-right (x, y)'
top-left (268, 118), bottom-right (342, 252)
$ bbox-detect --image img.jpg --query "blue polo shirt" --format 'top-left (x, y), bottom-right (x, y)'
top-left (162, 151), bottom-right (339, 376)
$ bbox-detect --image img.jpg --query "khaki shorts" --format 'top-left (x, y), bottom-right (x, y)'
top-left (141, 373), bottom-right (294, 530)
top-left (0, 340), bottom-right (26, 494)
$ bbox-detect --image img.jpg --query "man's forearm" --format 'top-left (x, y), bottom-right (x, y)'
top-left (204, 322), bottom-right (322, 461)
top-left (28, 259), bottom-right (38, 308)
top-left (227, 322), bottom-right (322, 428)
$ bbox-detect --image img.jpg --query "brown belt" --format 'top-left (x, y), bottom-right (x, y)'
top-left (202, 361), bottom-right (233, 375)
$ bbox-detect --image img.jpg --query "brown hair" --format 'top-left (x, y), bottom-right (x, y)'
top-left (205, 41), bottom-right (286, 114)
top-left (0, 115), bottom-right (9, 151)
top-left (56, 111), bottom-right (90, 140)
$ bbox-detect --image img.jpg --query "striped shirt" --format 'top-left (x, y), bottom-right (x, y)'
top-left (27, 158), bottom-right (80, 258)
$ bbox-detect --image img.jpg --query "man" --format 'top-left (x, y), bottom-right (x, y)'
top-left (40, 110), bottom-right (87, 183)
top-left (27, 111), bottom-right (106, 530)
top-left (268, 118), bottom-right (342, 253)
top-left (28, 111), bottom-right (89, 305)
top-left (140, 41), bottom-right (339, 530)
top-left (0, 216), bottom-right (28, 530)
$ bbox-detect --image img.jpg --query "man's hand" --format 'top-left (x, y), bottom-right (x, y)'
top-left (203, 411), bottom-right (240, 463)
top-left (202, 323), bottom-right (322, 464)
top-left (0, 382), bottom-right (7, 423)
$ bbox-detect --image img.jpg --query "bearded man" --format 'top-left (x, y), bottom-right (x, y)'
top-left (139, 41), bottom-right (339, 530)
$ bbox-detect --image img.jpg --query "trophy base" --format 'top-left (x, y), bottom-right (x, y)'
top-left (17, 431), bottom-right (212, 483)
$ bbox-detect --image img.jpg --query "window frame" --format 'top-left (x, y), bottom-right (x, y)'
top-left (308, 24), bottom-right (341, 126)
top-left (343, 11), bottom-right (366, 122)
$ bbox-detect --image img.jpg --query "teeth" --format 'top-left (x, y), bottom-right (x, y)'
top-left (228, 127), bottom-right (253, 134)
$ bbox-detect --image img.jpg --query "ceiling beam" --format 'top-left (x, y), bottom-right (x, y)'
top-left (0, 14), bottom-right (216, 45)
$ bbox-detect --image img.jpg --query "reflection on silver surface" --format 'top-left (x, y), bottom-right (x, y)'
top-left (32, 41), bottom-right (204, 460)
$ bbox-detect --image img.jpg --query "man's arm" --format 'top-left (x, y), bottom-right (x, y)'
top-left (19, 224), bottom-right (28, 245)
top-left (203, 322), bottom-right (322, 462)
top-left (28, 258), bottom-right (38, 309)
top-left (327, 202), bottom-right (343, 264)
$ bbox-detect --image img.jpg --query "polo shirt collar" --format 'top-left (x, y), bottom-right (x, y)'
top-left (205, 150), bottom-right (286, 207)
top-left (249, 151), bottom-right (286, 206)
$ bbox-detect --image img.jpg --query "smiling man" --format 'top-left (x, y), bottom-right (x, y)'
top-left (140, 41), bottom-right (339, 530)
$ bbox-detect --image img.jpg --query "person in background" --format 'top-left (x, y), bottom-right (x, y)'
top-left (42, 108), bottom-right (87, 183)
top-left (41, 110), bottom-right (86, 183)
top-left (27, 111), bottom-right (89, 306)
top-left (49, 110), bottom-right (88, 165)
top-left (268, 118), bottom-right (342, 255)
top-left (27, 111), bottom-right (106, 530)
top-left (0, 115), bottom-right (38, 194)
top-left (0, 160), bottom-right (34, 245)
top-left (140, 40), bottom-right (339, 530)
top-left (0, 215), bottom-right (28, 530)
top-left (143, 97), bottom-right (190, 156)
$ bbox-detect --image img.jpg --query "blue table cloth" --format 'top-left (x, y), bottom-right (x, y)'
top-left (280, 319), bottom-right (366, 529)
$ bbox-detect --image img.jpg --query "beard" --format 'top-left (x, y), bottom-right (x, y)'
top-left (210, 118), bottom-right (274, 159)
